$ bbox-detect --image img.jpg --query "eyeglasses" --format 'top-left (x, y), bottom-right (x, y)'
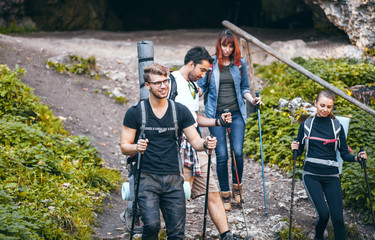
top-left (188, 81), bottom-right (198, 99)
top-left (147, 79), bottom-right (169, 87)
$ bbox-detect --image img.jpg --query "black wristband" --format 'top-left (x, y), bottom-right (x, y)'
top-left (203, 141), bottom-right (209, 150)
top-left (215, 117), bottom-right (220, 126)
top-left (219, 117), bottom-right (226, 127)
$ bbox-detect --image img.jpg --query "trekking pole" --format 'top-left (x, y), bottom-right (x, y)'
top-left (224, 109), bottom-right (253, 240)
top-left (130, 134), bottom-right (146, 240)
top-left (359, 145), bottom-right (375, 229)
top-left (255, 92), bottom-right (268, 215)
top-left (202, 135), bottom-right (213, 240)
top-left (288, 138), bottom-right (298, 240)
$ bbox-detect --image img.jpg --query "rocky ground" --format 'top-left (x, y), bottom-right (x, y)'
top-left (0, 27), bottom-right (373, 239)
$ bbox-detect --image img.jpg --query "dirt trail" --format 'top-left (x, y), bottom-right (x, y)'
top-left (0, 28), bottom-right (373, 239)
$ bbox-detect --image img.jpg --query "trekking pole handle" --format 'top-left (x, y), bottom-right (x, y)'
top-left (359, 145), bottom-right (366, 168)
top-left (293, 138), bottom-right (298, 156)
top-left (223, 109), bottom-right (230, 127)
top-left (208, 134), bottom-right (214, 155)
top-left (255, 92), bottom-right (260, 110)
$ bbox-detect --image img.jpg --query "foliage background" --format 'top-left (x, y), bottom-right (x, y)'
top-left (0, 65), bottom-right (121, 239)
top-left (244, 57), bottom-right (375, 224)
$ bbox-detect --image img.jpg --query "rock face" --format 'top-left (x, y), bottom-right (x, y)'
top-left (305, 0), bottom-right (375, 49)
top-left (0, 0), bottom-right (35, 28)
top-left (0, 0), bottom-right (123, 31)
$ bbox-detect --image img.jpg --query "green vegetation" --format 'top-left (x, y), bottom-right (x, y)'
top-left (277, 223), bottom-right (309, 240)
top-left (0, 21), bottom-right (36, 34)
top-left (114, 95), bottom-right (127, 104)
top-left (364, 48), bottom-right (375, 57)
top-left (0, 65), bottom-right (121, 239)
top-left (46, 55), bottom-right (101, 79)
top-left (245, 58), bottom-right (375, 224)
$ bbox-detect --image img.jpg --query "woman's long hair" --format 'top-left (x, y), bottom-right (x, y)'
top-left (215, 29), bottom-right (241, 71)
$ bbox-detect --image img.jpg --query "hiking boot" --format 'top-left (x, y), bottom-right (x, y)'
top-left (221, 191), bottom-right (232, 211)
top-left (232, 184), bottom-right (245, 204)
top-left (121, 208), bottom-right (143, 234)
top-left (221, 231), bottom-right (247, 240)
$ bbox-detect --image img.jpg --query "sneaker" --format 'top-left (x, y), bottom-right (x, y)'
top-left (221, 232), bottom-right (245, 240)
top-left (221, 232), bottom-right (255, 240)
top-left (121, 208), bottom-right (143, 234)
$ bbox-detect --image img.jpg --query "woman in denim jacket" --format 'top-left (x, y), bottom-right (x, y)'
top-left (198, 29), bottom-right (261, 211)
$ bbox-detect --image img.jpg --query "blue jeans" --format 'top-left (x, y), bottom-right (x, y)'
top-left (209, 111), bottom-right (245, 192)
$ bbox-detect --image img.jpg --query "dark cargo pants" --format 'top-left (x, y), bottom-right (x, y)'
top-left (138, 173), bottom-right (186, 240)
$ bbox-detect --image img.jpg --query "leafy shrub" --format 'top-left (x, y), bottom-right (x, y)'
top-left (0, 21), bottom-right (36, 34)
top-left (277, 223), bottom-right (308, 240)
top-left (46, 55), bottom-right (101, 79)
top-left (0, 65), bottom-right (121, 239)
top-left (245, 58), bottom-right (375, 223)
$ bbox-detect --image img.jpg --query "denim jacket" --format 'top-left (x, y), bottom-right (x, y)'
top-left (197, 55), bottom-right (250, 123)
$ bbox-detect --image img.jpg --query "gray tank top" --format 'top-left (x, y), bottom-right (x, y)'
top-left (216, 66), bottom-right (239, 113)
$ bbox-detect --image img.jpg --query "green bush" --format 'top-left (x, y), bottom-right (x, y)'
top-left (0, 65), bottom-right (121, 239)
top-left (46, 55), bottom-right (101, 79)
top-left (245, 58), bottom-right (375, 223)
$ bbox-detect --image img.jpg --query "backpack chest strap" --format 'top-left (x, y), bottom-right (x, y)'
top-left (306, 136), bottom-right (338, 145)
top-left (305, 157), bottom-right (340, 168)
top-left (144, 127), bottom-right (177, 133)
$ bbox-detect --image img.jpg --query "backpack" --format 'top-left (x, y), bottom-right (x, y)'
top-left (168, 72), bottom-right (199, 101)
top-left (203, 60), bottom-right (242, 105)
top-left (302, 117), bottom-right (341, 168)
top-left (168, 73), bottom-right (178, 101)
top-left (127, 99), bottom-right (182, 174)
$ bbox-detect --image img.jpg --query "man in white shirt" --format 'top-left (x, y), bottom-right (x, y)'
top-left (169, 46), bottom-right (241, 240)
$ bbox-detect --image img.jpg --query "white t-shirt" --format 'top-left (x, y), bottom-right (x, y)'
top-left (170, 71), bottom-right (199, 127)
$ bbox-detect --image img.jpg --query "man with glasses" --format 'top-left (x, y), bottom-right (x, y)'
top-left (121, 63), bottom-right (217, 239)
top-left (170, 47), bottom-right (241, 240)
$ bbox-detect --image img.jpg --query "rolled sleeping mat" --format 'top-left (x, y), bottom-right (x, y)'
top-left (122, 181), bottom-right (191, 200)
top-left (336, 116), bottom-right (350, 174)
top-left (137, 41), bottom-right (154, 101)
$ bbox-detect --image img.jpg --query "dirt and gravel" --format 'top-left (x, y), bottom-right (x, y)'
top-left (0, 27), bottom-right (373, 239)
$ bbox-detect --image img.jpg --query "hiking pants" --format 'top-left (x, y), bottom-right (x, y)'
top-left (138, 173), bottom-right (186, 240)
top-left (303, 173), bottom-right (346, 240)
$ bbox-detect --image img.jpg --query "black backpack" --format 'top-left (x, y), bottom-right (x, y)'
top-left (168, 72), bottom-right (198, 101)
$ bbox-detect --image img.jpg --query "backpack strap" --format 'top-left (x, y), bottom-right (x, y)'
top-left (303, 117), bottom-right (314, 158)
top-left (303, 117), bottom-right (343, 162)
top-left (169, 100), bottom-right (183, 173)
top-left (168, 73), bottom-right (178, 101)
top-left (331, 118), bottom-right (341, 152)
top-left (203, 64), bottom-right (213, 105)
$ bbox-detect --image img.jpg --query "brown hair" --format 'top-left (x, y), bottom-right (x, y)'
top-left (315, 90), bottom-right (336, 119)
top-left (143, 63), bottom-right (170, 82)
top-left (215, 29), bottom-right (241, 71)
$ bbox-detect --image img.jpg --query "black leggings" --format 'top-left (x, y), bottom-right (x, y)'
top-left (303, 173), bottom-right (346, 240)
